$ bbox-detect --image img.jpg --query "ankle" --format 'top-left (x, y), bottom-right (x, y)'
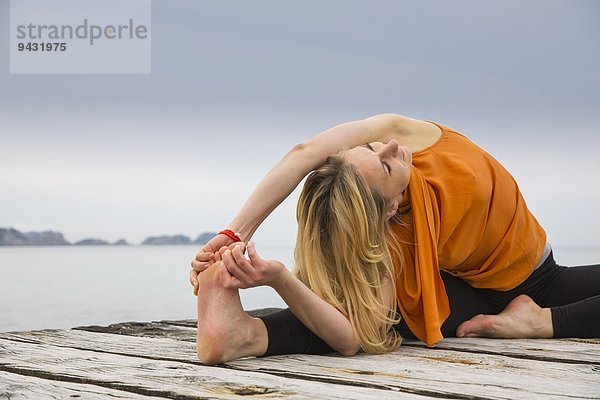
top-left (537, 308), bottom-right (553, 338)
top-left (248, 317), bottom-right (269, 356)
top-left (222, 317), bottom-right (268, 361)
top-left (198, 316), bottom-right (268, 364)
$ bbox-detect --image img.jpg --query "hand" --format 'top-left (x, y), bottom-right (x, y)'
top-left (219, 242), bottom-right (287, 289)
top-left (189, 232), bottom-right (239, 296)
top-left (190, 241), bottom-right (245, 296)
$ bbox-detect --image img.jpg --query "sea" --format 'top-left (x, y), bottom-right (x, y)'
top-left (0, 245), bottom-right (294, 333)
top-left (1, 245), bottom-right (599, 333)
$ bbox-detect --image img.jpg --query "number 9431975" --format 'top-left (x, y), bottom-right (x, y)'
top-left (17, 42), bottom-right (66, 51)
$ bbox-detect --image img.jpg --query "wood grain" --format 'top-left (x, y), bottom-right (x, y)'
top-left (2, 328), bottom-right (598, 399)
top-left (0, 371), bottom-right (157, 399)
top-left (0, 336), bottom-right (423, 400)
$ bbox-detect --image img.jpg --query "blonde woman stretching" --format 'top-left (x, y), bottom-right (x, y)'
top-left (190, 114), bottom-right (600, 365)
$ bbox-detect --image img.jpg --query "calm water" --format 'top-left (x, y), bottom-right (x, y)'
top-left (1, 245), bottom-right (599, 333)
top-left (0, 245), bottom-right (293, 332)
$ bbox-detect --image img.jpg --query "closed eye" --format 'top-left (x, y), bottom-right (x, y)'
top-left (364, 143), bottom-right (391, 176)
top-left (383, 162), bottom-right (391, 175)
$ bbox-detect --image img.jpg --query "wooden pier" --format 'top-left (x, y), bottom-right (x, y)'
top-left (1, 310), bottom-right (599, 399)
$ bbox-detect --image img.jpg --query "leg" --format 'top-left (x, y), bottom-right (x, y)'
top-left (258, 271), bottom-right (491, 352)
top-left (551, 295), bottom-right (600, 338)
top-left (531, 257), bottom-right (600, 307)
top-left (456, 294), bottom-right (553, 338)
top-left (457, 253), bottom-right (600, 339)
top-left (530, 256), bottom-right (600, 338)
top-left (196, 263), bottom-right (268, 365)
top-left (395, 271), bottom-right (498, 339)
top-left (455, 253), bottom-right (559, 338)
top-left (258, 309), bottom-right (334, 356)
top-left (261, 270), bottom-right (496, 352)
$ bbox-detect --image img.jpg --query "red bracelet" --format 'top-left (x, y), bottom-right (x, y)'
top-left (219, 229), bottom-right (242, 243)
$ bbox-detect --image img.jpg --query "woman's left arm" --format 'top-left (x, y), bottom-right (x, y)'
top-left (221, 243), bottom-right (361, 356)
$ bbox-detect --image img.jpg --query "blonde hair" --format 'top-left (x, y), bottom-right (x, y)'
top-left (294, 154), bottom-right (403, 354)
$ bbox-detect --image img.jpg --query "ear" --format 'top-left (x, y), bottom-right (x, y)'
top-left (385, 200), bottom-right (399, 221)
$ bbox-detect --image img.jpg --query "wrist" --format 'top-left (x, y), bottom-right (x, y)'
top-left (226, 220), bottom-right (255, 243)
top-left (272, 267), bottom-right (292, 292)
top-left (219, 229), bottom-right (242, 243)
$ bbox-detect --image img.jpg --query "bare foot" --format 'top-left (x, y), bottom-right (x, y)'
top-left (196, 263), bottom-right (268, 365)
top-left (456, 295), bottom-right (553, 339)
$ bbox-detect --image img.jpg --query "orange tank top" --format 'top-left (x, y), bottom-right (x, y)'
top-left (391, 122), bottom-right (546, 346)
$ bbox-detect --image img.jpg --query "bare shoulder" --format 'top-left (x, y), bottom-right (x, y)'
top-left (362, 113), bottom-right (442, 151)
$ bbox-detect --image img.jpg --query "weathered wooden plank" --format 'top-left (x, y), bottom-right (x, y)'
top-left (1, 330), bottom-right (196, 363)
top-left (403, 337), bottom-right (600, 364)
top-left (75, 321), bottom-right (196, 342)
top-left (0, 338), bottom-right (425, 400)
top-left (230, 350), bottom-right (600, 400)
top-left (76, 318), bottom-right (600, 366)
top-left (73, 310), bottom-right (281, 340)
top-left (0, 371), bottom-right (158, 399)
top-left (3, 329), bottom-right (599, 400)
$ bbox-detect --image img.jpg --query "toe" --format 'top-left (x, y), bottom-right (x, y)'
top-left (457, 314), bottom-right (497, 338)
top-left (457, 320), bottom-right (476, 338)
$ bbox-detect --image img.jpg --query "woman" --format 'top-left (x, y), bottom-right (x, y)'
top-left (190, 114), bottom-right (600, 365)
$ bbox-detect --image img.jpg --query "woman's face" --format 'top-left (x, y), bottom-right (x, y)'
top-left (344, 139), bottom-right (412, 206)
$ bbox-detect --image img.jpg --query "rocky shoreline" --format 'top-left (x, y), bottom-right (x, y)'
top-left (0, 227), bottom-right (217, 246)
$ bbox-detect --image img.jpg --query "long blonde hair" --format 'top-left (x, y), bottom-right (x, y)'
top-left (294, 154), bottom-right (403, 354)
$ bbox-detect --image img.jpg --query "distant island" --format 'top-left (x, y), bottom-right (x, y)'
top-left (0, 227), bottom-right (217, 246)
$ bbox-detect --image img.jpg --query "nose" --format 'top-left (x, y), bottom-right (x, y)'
top-left (378, 140), bottom-right (399, 159)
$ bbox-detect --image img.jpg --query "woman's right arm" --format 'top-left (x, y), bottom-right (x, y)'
top-left (222, 113), bottom-right (410, 242)
top-left (191, 114), bottom-right (411, 278)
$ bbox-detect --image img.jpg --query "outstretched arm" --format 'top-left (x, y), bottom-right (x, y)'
top-left (194, 114), bottom-right (415, 262)
top-left (191, 114), bottom-right (411, 291)
top-left (227, 113), bottom-right (409, 242)
top-left (220, 242), bottom-right (397, 356)
top-left (221, 242), bottom-right (360, 355)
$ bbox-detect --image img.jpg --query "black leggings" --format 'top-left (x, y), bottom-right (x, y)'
top-left (258, 252), bottom-right (600, 356)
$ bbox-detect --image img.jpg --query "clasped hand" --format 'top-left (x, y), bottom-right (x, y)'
top-left (190, 240), bottom-right (286, 295)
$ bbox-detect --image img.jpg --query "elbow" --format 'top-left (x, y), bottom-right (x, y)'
top-left (286, 142), bottom-right (324, 170)
top-left (337, 342), bottom-right (361, 357)
top-left (288, 142), bottom-right (314, 159)
top-left (286, 142), bottom-right (311, 161)
top-left (338, 346), bottom-right (360, 357)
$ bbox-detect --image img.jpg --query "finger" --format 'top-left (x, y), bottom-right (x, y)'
top-left (215, 246), bottom-right (228, 262)
top-left (232, 245), bottom-right (252, 271)
top-left (191, 270), bottom-right (199, 296)
top-left (189, 269), bottom-right (198, 286)
top-left (214, 246), bottom-right (228, 262)
top-left (247, 241), bottom-right (264, 265)
top-left (219, 263), bottom-right (243, 289)
top-left (229, 242), bottom-right (246, 253)
top-left (191, 260), bottom-right (210, 272)
top-left (195, 252), bottom-right (214, 262)
top-left (200, 243), bottom-right (214, 253)
top-left (222, 249), bottom-right (251, 283)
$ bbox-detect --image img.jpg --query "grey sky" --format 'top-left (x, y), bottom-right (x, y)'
top-left (1, 0), bottom-right (599, 246)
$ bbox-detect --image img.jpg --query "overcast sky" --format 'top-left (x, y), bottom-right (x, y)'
top-left (1, 0), bottom-right (599, 247)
